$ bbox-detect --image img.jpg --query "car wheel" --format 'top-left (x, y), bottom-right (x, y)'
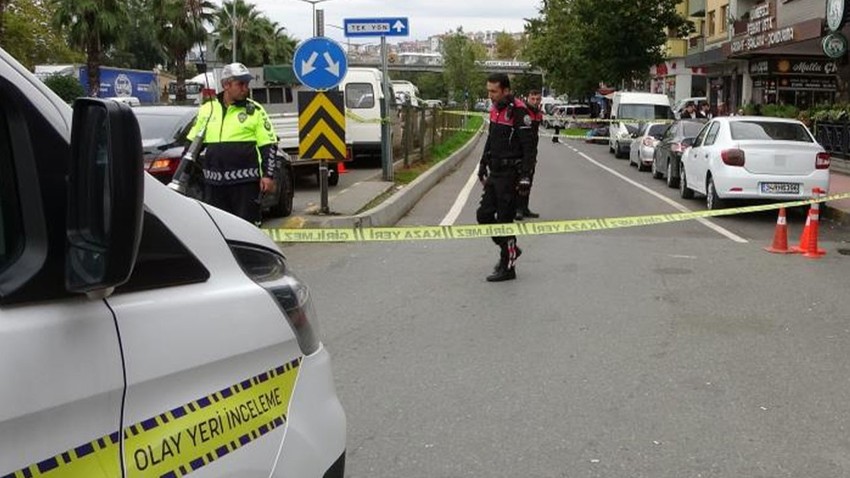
top-left (666, 159), bottom-right (679, 188)
top-left (269, 167), bottom-right (294, 218)
top-left (636, 156), bottom-right (646, 172)
top-left (651, 158), bottom-right (662, 179)
top-left (609, 142), bottom-right (615, 154)
top-left (679, 163), bottom-right (694, 199)
top-left (706, 176), bottom-right (724, 210)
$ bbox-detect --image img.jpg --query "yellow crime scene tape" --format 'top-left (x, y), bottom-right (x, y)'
top-left (5, 360), bottom-right (301, 478)
top-left (440, 109), bottom-right (673, 124)
top-left (264, 194), bottom-right (850, 243)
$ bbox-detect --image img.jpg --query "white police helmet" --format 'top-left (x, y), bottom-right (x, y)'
top-left (220, 62), bottom-right (252, 84)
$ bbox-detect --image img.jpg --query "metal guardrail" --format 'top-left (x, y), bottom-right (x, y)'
top-left (815, 122), bottom-right (850, 159)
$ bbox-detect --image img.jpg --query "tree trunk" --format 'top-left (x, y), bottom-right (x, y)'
top-left (175, 54), bottom-right (187, 103)
top-left (87, 37), bottom-right (101, 97)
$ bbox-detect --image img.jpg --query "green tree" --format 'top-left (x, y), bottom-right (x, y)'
top-left (256, 17), bottom-right (297, 65)
top-left (109, 0), bottom-right (166, 69)
top-left (441, 28), bottom-right (486, 105)
top-left (0, 0), bottom-right (82, 69)
top-left (213, 0), bottom-right (261, 65)
top-left (52, 0), bottom-right (128, 96)
top-left (525, 0), bottom-right (692, 98)
top-left (494, 31), bottom-right (520, 60)
top-left (153, 0), bottom-right (213, 102)
top-left (42, 73), bottom-right (85, 101)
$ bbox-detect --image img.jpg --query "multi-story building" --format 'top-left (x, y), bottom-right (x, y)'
top-left (687, 0), bottom-right (838, 113)
top-left (650, 0), bottom-right (708, 104)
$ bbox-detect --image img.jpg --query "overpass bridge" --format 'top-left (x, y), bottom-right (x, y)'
top-left (349, 58), bottom-right (542, 76)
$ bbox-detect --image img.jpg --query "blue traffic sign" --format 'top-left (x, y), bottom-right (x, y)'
top-left (292, 37), bottom-right (348, 91)
top-left (343, 17), bottom-right (410, 37)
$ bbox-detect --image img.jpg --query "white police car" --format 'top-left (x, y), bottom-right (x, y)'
top-left (0, 47), bottom-right (345, 478)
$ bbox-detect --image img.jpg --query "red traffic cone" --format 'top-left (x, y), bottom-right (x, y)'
top-left (337, 161), bottom-right (348, 174)
top-left (803, 201), bottom-right (826, 259)
top-left (764, 207), bottom-right (792, 254)
top-left (790, 213), bottom-right (811, 254)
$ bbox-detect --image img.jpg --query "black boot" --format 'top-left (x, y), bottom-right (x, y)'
top-left (487, 244), bottom-right (519, 281)
top-left (523, 209), bottom-right (540, 218)
top-left (493, 246), bottom-right (521, 272)
top-left (515, 209), bottom-right (525, 221)
top-left (487, 264), bottom-right (516, 282)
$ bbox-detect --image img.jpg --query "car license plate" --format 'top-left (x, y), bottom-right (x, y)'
top-left (760, 182), bottom-right (800, 194)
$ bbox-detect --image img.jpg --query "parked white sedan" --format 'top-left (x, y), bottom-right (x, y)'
top-left (679, 117), bottom-right (830, 209)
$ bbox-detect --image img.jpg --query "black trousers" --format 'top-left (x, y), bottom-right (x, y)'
top-left (516, 165), bottom-right (536, 213)
top-left (204, 181), bottom-right (262, 224)
top-left (476, 174), bottom-right (517, 247)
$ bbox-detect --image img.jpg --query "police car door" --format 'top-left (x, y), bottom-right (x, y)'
top-left (104, 182), bottom-right (301, 478)
top-left (0, 59), bottom-right (125, 478)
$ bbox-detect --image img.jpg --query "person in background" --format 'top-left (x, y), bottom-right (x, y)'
top-left (517, 89), bottom-right (543, 220)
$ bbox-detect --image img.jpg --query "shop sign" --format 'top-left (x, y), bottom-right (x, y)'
top-left (822, 31), bottom-right (849, 58)
top-left (748, 59), bottom-right (839, 75)
top-left (781, 77), bottom-right (838, 90)
top-left (730, 0), bottom-right (797, 54)
top-left (826, 0), bottom-right (848, 33)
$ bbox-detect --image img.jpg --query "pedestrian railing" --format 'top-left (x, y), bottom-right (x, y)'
top-left (815, 121), bottom-right (850, 159)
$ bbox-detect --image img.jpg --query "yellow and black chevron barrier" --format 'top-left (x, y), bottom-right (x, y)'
top-left (264, 193), bottom-right (850, 243)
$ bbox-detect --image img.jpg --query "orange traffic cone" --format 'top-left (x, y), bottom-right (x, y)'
top-left (803, 201), bottom-right (826, 259)
top-left (764, 207), bottom-right (792, 254)
top-left (790, 213), bottom-right (811, 254)
top-left (337, 161), bottom-right (348, 174)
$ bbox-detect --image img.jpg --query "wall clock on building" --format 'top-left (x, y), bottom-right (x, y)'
top-left (827, 0), bottom-right (847, 32)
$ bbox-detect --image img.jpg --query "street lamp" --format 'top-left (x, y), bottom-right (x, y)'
top-left (297, 0), bottom-right (332, 37)
top-left (220, 1), bottom-right (238, 62)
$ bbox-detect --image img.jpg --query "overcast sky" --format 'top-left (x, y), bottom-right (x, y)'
top-left (246, 0), bottom-right (543, 46)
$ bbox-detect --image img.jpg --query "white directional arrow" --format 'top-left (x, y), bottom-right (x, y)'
top-left (301, 51), bottom-right (319, 76)
top-left (323, 52), bottom-right (340, 77)
top-left (392, 20), bottom-right (405, 33)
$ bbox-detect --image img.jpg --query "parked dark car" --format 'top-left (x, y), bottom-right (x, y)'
top-left (652, 118), bottom-right (707, 188)
top-left (133, 105), bottom-right (295, 218)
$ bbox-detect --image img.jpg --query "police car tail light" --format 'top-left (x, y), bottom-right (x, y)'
top-left (229, 243), bottom-right (321, 355)
top-left (816, 152), bottom-right (831, 170)
top-left (149, 156), bottom-right (179, 174)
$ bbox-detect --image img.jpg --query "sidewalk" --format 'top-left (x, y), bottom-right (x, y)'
top-left (266, 131), bottom-right (485, 230)
top-left (826, 158), bottom-right (850, 221)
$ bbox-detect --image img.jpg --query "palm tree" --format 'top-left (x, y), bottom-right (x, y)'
top-left (258, 19), bottom-right (297, 65)
top-left (52, 0), bottom-right (128, 96)
top-left (213, 0), bottom-right (263, 65)
top-left (152, 0), bottom-right (214, 102)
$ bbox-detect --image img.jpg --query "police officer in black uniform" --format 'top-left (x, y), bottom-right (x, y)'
top-left (187, 62), bottom-right (278, 224)
top-left (516, 89), bottom-right (542, 220)
top-left (477, 73), bottom-right (536, 282)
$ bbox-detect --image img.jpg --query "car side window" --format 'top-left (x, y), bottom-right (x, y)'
top-left (0, 106), bottom-right (23, 274)
top-left (693, 123), bottom-right (710, 147)
top-left (703, 122), bottom-right (721, 146)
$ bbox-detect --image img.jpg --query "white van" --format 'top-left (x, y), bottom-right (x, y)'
top-left (609, 92), bottom-right (672, 158)
top-left (0, 47), bottom-right (346, 477)
top-left (391, 80), bottom-right (420, 107)
top-left (340, 67), bottom-right (386, 159)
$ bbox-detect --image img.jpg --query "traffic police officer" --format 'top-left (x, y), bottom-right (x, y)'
top-left (477, 73), bottom-right (536, 282)
top-left (187, 62), bottom-right (278, 224)
top-left (516, 89), bottom-right (543, 220)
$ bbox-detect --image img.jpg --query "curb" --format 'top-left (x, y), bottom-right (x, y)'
top-left (295, 129), bottom-right (485, 229)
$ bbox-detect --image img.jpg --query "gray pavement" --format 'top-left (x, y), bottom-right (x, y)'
top-left (279, 131), bottom-right (850, 477)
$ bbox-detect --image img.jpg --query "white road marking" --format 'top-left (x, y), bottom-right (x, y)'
top-left (440, 164), bottom-right (480, 226)
top-left (563, 142), bottom-right (748, 243)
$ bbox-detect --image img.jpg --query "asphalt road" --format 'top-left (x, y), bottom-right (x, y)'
top-left (282, 131), bottom-right (850, 477)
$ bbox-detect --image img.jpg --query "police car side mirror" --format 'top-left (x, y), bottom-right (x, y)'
top-left (66, 98), bottom-right (144, 297)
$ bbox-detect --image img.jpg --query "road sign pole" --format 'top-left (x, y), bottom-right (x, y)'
top-left (319, 159), bottom-right (330, 214)
top-left (380, 35), bottom-right (393, 182)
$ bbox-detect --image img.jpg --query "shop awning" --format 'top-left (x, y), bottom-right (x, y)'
top-left (263, 65), bottom-right (300, 85)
